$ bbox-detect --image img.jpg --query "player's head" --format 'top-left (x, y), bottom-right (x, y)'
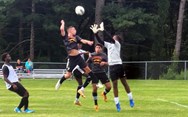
top-left (1, 52), bottom-right (11, 62)
top-left (67, 26), bottom-right (76, 36)
top-left (95, 43), bottom-right (103, 53)
top-left (113, 35), bottom-right (122, 42)
top-left (77, 42), bottom-right (83, 49)
top-left (17, 59), bottom-right (21, 63)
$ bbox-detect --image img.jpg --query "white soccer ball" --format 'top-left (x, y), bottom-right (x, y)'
top-left (75, 6), bottom-right (85, 15)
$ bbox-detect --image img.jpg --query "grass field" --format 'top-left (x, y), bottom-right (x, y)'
top-left (0, 79), bottom-right (188, 117)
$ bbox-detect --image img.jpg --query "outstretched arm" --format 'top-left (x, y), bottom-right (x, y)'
top-left (104, 30), bottom-right (115, 43)
top-left (95, 34), bottom-right (104, 45)
top-left (60, 20), bottom-right (65, 36)
top-left (98, 22), bottom-right (115, 43)
top-left (90, 24), bottom-right (104, 45)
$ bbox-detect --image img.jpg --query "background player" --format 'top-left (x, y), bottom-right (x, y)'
top-left (1, 53), bottom-right (34, 113)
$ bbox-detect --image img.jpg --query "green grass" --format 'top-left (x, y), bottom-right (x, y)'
top-left (0, 79), bottom-right (188, 117)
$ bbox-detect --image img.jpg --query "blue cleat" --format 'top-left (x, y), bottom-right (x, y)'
top-left (24, 109), bottom-right (34, 113)
top-left (14, 107), bottom-right (22, 113)
top-left (116, 103), bottom-right (121, 112)
top-left (129, 99), bottom-right (134, 108)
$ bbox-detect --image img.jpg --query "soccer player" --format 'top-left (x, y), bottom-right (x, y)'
top-left (88, 44), bottom-right (111, 111)
top-left (1, 53), bottom-right (34, 113)
top-left (55, 20), bottom-right (97, 98)
top-left (90, 23), bottom-right (135, 112)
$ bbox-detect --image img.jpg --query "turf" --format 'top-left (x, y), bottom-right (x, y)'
top-left (0, 79), bottom-right (188, 117)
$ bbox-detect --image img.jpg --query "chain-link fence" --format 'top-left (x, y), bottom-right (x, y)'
top-left (1, 61), bottom-right (188, 80)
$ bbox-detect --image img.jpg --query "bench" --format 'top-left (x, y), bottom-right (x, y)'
top-left (0, 69), bottom-right (66, 79)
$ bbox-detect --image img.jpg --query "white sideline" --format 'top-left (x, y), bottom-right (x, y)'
top-left (157, 98), bottom-right (188, 108)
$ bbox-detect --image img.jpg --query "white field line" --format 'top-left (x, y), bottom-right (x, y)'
top-left (157, 98), bottom-right (188, 108)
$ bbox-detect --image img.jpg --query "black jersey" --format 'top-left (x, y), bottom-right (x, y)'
top-left (62, 34), bottom-right (82, 52)
top-left (89, 52), bottom-right (108, 73)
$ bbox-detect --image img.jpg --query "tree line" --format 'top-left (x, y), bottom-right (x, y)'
top-left (0, 0), bottom-right (187, 63)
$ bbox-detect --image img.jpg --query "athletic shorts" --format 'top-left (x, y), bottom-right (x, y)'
top-left (92, 72), bottom-right (110, 84)
top-left (109, 64), bottom-right (126, 81)
top-left (73, 69), bottom-right (82, 79)
top-left (8, 82), bottom-right (28, 97)
top-left (67, 54), bottom-right (87, 72)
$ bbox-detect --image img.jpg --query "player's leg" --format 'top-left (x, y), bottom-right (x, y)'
top-left (74, 70), bottom-right (83, 106)
top-left (99, 73), bottom-right (111, 102)
top-left (9, 82), bottom-right (34, 113)
top-left (92, 73), bottom-right (99, 111)
top-left (110, 65), bottom-right (121, 112)
top-left (77, 66), bottom-right (95, 98)
top-left (55, 71), bottom-right (72, 90)
top-left (119, 65), bottom-right (134, 108)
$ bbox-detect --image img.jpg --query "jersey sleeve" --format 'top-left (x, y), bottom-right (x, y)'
top-left (76, 35), bottom-right (82, 42)
top-left (104, 41), bottom-right (110, 48)
top-left (2, 66), bottom-right (9, 77)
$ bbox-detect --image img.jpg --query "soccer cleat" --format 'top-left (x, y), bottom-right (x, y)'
top-left (78, 89), bottom-right (86, 98)
top-left (129, 99), bottom-right (134, 108)
top-left (74, 100), bottom-right (82, 106)
top-left (24, 109), bottom-right (34, 113)
top-left (116, 103), bottom-right (121, 112)
top-left (55, 79), bottom-right (61, 90)
top-left (94, 105), bottom-right (99, 112)
top-left (14, 107), bottom-right (22, 113)
top-left (101, 92), bottom-right (107, 102)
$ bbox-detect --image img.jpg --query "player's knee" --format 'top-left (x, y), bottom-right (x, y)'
top-left (23, 91), bottom-right (29, 98)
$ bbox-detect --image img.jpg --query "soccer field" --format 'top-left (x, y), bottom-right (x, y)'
top-left (0, 79), bottom-right (188, 117)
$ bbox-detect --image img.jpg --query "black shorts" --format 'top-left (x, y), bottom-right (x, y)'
top-left (8, 82), bottom-right (27, 97)
top-left (92, 72), bottom-right (110, 84)
top-left (73, 69), bottom-right (82, 79)
top-left (67, 54), bottom-right (87, 72)
top-left (110, 64), bottom-right (126, 81)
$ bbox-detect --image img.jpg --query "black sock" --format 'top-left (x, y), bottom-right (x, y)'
top-left (18, 97), bottom-right (28, 109)
top-left (92, 92), bottom-right (98, 105)
top-left (104, 88), bottom-right (110, 95)
top-left (60, 76), bottom-right (66, 84)
top-left (76, 85), bottom-right (82, 98)
top-left (24, 97), bottom-right (29, 110)
top-left (82, 76), bottom-right (91, 88)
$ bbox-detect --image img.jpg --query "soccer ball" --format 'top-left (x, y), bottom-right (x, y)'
top-left (75, 6), bottom-right (85, 15)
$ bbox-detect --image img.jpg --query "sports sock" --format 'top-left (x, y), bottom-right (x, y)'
top-left (60, 76), bottom-right (66, 84)
top-left (76, 85), bottom-right (82, 98)
top-left (18, 97), bottom-right (28, 109)
top-left (114, 97), bottom-right (119, 104)
top-left (104, 88), bottom-right (110, 95)
top-left (127, 92), bottom-right (133, 100)
top-left (82, 75), bottom-right (91, 88)
top-left (92, 92), bottom-right (98, 105)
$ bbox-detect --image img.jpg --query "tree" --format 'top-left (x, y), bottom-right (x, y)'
top-left (173, 0), bottom-right (186, 60)
top-left (30, 0), bottom-right (35, 60)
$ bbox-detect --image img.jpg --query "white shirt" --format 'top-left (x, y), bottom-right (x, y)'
top-left (104, 40), bottom-right (122, 66)
top-left (2, 64), bottom-right (19, 89)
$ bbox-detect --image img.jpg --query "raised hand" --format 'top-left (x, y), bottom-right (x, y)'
top-left (90, 24), bottom-right (99, 34)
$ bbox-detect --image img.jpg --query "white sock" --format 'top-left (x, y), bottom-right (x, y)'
top-left (127, 92), bottom-right (133, 100)
top-left (75, 98), bottom-right (79, 102)
top-left (114, 97), bottom-right (119, 104)
top-left (80, 87), bottom-right (84, 91)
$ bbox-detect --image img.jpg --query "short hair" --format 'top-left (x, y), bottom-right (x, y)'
top-left (1, 52), bottom-right (9, 61)
top-left (113, 35), bottom-right (122, 42)
top-left (95, 43), bottom-right (103, 48)
top-left (67, 26), bottom-right (75, 32)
